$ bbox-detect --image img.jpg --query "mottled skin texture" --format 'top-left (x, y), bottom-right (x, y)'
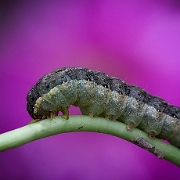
top-left (26, 67), bottom-right (180, 147)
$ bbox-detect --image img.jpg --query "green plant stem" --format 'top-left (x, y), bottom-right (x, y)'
top-left (0, 115), bottom-right (180, 166)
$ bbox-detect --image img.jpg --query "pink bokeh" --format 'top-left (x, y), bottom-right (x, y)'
top-left (1, 1), bottom-right (180, 179)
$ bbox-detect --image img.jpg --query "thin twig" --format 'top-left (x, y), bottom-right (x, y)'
top-left (0, 115), bottom-right (180, 166)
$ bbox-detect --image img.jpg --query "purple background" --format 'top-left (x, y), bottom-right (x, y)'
top-left (1, 1), bottom-right (180, 179)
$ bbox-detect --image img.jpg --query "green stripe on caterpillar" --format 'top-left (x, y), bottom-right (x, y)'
top-left (26, 67), bottom-right (180, 147)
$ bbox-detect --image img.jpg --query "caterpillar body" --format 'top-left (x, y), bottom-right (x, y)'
top-left (26, 67), bottom-right (180, 147)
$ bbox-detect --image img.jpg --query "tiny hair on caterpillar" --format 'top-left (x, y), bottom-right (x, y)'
top-left (26, 67), bottom-right (180, 147)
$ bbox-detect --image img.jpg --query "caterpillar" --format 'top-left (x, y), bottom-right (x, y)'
top-left (26, 67), bottom-right (180, 147)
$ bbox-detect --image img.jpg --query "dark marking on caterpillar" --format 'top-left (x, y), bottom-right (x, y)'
top-left (131, 137), bottom-right (164, 158)
top-left (26, 67), bottom-right (180, 147)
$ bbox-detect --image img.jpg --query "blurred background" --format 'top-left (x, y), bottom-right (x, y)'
top-left (1, 0), bottom-right (180, 179)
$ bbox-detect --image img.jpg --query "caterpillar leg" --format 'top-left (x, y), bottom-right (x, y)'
top-left (61, 108), bottom-right (69, 120)
top-left (50, 112), bottom-right (55, 119)
top-left (105, 114), bottom-right (115, 121)
top-left (148, 131), bottom-right (156, 139)
top-left (126, 121), bottom-right (135, 131)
